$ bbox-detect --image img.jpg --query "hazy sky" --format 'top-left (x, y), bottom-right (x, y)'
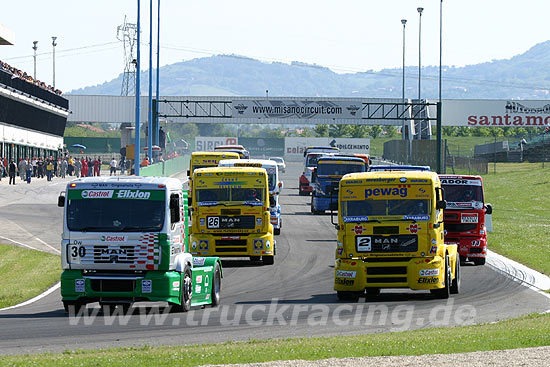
top-left (1, 0), bottom-right (549, 93)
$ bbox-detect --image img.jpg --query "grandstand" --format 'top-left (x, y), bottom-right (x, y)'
top-left (1, 24), bottom-right (69, 162)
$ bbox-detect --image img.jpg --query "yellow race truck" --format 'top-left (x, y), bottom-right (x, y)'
top-left (189, 166), bottom-right (275, 265)
top-left (334, 171), bottom-right (459, 300)
top-left (187, 151), bottom-right (240, 206)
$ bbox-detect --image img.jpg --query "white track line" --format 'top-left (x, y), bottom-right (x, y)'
top-left (0, 282), bottom-right (60, 312)
top-left (0, 235), bottom-right (41, 252)
top-left (34, 237), bottom-right (61, 254)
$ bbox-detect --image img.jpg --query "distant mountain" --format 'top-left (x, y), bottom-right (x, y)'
top-left (69, 41), bottom-right (550, 100)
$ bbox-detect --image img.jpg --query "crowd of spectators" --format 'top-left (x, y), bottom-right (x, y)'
top-left (0, 59), bottom-right (62, 95)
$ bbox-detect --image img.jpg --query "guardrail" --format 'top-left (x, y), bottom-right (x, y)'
top-left (139, 155), bottom-right (189, 177)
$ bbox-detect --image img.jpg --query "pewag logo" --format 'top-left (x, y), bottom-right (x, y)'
top-left (365, 187), bottom-right (407, 199)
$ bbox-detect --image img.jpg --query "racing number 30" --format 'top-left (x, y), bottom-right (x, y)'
top-left (71, 246), bottom-right (86, 258)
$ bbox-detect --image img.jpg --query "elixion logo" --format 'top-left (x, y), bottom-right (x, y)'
top-left (116, 190), bottom-right (151, 199)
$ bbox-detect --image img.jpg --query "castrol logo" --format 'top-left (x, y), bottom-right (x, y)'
top-left (81, 190), bottom-right (114, 198)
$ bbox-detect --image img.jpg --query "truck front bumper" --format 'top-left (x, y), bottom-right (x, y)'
top-left (334, 256), bottom-right (447, 292)
top-left (190, 232), bottom-right (275, 258)
top-left (61, 269), bottom-right (181, 304)
top-left (446, 236), bottom-right (487, 258)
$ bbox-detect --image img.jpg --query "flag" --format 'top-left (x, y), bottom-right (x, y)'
top-left (166, 131), bottom-right (171, 143)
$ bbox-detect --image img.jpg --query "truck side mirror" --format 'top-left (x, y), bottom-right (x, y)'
top-left (187, 169), bottom-right (190, 177)
top-left (485, 203), bottom-right (493, 215)
top-left (312, 168), bottom-right (317, 182)
top-left (437, 200), bottom-right (447, 210)
top-left (58, 194), bottom-right (65, 207)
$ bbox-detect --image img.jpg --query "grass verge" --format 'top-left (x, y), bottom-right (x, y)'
top-left (0, 244), bottom-right (60, 309)
top-left (0, 312), bottom-right (549, 366)
top-left (482, 163), bottom-right (550, 276)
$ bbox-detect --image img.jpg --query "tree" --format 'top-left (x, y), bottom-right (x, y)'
top-left (314, 124), bottom-right (329, 137)
top-left (369, 125), bottom-right (383, 140)
top-left (349, 125), bottom-right (368, 138)
top-left (329, 124), bottom-right (352, 138)
top-left (442, 126), bottom-right (457, 136)
top-left (384, 126), bottom-right (398, 138)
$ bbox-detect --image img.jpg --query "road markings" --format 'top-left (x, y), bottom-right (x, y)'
top-left (0, 282), bottom-right (60, 312)
top-left (0, 235), bottom-right (41, 252)
top-left (34, 237), bottom-right (61, 254)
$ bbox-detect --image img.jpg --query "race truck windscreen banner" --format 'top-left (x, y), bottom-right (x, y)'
top-left (341, 183), bottom-right (432, 222)
top-left (440, 177), bottom-right (484, 209)
top-left (317, 160), bottom-right (365, 176)
top-left (66, 189), bottom-right (165, 232)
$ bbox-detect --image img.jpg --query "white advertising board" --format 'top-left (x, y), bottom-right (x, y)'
top-left (194, 137), bottom-right (238, 151)
top-left (284, 137), bottom-right (370, 161)
top-left (442, 99), bottom-right (550, 127)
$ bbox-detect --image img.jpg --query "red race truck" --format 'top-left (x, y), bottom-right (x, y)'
top-left (439, 175), bottom-right (492, 265)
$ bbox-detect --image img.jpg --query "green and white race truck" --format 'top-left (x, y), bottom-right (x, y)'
top-left (58, 176), bottom-right (222, 314)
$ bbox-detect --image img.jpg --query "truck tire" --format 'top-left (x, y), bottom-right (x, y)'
top-left (263, 255), bottom-right (274, 265)
top-left (274, 228), bottom-right (281, 235)
top-left (211, 262), bottom-right (221, 307)
top-left (310, 199), bottom-right (323, 215)
top-left (63, 301), bottom-right (85, 315)
top-left (473, 257), bottom-right (486, 266)
top-left (431, 255), bottom-right (451, 299)
top-left (336, 291), bottom-right (361, 302)
top-left (172, 266), bottom-right (192, 312)
top-left (450, 256), bottom-right (460, 294)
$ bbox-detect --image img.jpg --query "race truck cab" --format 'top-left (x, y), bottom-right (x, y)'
top-left (334, 171), bottom-right (459, 300)
top-left (218, 159), bottom-right (284, 235)
top-left (299, 147), bottom-right (339, 196)
top-left (189, 166), bottom-right (275, 265)
top-left (187, 151), bottom-right (240, 206)
top-left (439, 175), bottom-right (492, 265)
top-left (310, 156), bottom-right (366, 214)
top-left (369, 165), bottom-right (431, 172)
top-left (58, 176), bottom-right (222, 314)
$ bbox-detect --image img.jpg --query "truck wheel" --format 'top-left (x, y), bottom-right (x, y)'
top-left (337, 291), bottom-right (361, 302)
top-left (274, 228), bottom-right (281, 235)
top-left (473, 257), bottom-right (486, 266)
top-left (310, 200), bottom-right (322, 215)
top-left (432, 255), bottom-right (451, 299)
top-left (173, 266), bottom-right (192, 312)
top-left (450, 256), bottom-right (460, 294)
top-left (459, 255), bottom-right (467, 264)
top-left (263, 256), bottom-right (274, 265)
top-left (211, 262), bottom-right (221, 307)
top-left (250, 256), bottom-right (261, 262)
top-left (63, 301), bottom-right (85, 315)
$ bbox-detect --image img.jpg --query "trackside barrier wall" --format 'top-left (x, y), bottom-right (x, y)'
top-left (140, 155), bottom-right (189, 177)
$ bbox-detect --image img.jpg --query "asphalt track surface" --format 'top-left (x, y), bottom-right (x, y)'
top-left (0, 163), bottom-right (549, 355)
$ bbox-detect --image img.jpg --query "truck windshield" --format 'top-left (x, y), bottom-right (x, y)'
top-left (442, 184), bottom-right (483, 202)
top-left (267, 173), bottom-right (276, 191)
top-left (317, 163), bottom-right (365, 176)
top-left (342, 199), bottom-right (430, 217)
top-left (196, 187), bottom-right (265, 204)
top-left (67, 199), bottom-right (165, 232)
top-left (306, 154), bottom-right (325, 167)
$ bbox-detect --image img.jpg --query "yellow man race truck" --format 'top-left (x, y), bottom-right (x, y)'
top-left (187, 151), bottom-right (240, 206)
top-left (333, 171), bottom-right (459, 300)
top-left (189, 166), bottom-right (275, 265)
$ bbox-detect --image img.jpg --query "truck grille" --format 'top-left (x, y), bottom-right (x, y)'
top-left (367, 277), bottom-right (407, 284)
top-left (207, 215), bottom-right (255, 229)
top-left (356, 235), bottom-right (418, 253)
top-left (90, 279), bottom-right (136, 292)
top-left (367, 267), bottom-right (407, 275)
top-left (215, 239), bottom-right (247, 253)
top-left (445, 223), bottom-right (477, 232)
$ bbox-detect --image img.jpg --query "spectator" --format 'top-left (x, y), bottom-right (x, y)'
top-left (0, 157), bottom-right (4, 181)
top-left (8, 159), bottom-right (17, 185)
top-left (140, 156), bottom-right (150, 167)
top-left (25, 159), bottom-right (32, 184)
top-left (18, 158), bottom-right (26, 181)
top-left (74, 158), bottom-right (82, 178)
top-left (110, 157), bottom-right (117, 176)
top-left (46, 159), bottom-right (54, 181)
